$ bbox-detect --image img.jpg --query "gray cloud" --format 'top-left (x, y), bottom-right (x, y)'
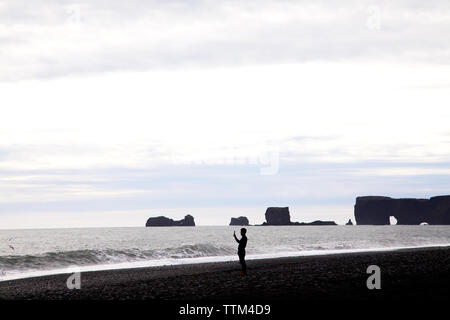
top-left (1, 159), bottom-right (450, 211)
top-left (1, 0), bottom-right (450, 81)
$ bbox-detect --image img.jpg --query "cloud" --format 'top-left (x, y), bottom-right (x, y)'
top-left (1, 1), bottom-right (450, 228)
top-left (1, 0), bottom-right (450, 81)
top-left (1, 135), bottom-right (449, 227)
top-left (1, 159), bottom-right (449, 210)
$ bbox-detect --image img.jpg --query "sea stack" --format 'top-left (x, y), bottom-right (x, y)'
top-left (146, 214), bottom-right (195, 227)
top-left (265, 207), bottom-right (291, 225)
top-left (229, 216), bottom-right (250, 226)
top-left (354, 195), bottom-right (450, 225)
top-left (262, 207), bottom-right (337, 226)
top-left (346, 219), bottom-right (353, 225)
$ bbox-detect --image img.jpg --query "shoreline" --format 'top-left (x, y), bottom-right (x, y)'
top-left (1, 243), bottom-right (450, 282)
top-left (1, 246), bottom-right (449, 300)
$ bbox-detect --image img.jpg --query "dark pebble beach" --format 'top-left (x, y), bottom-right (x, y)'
top-left (0, 247), bottom-right (449, 301)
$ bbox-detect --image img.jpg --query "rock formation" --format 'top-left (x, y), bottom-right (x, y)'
top-left (265, 207), bottom-right (291, 225)
top-left (346, 219), bottom-right (353, 225)
top-left (354, 195), bottom-right (450, 225)
top-left (146, 214), bottom-right (195, 227)
top-left (229, 216), bottom-right (249, 226)
top-left (262, 207), bottom-right (337, 226)
top-left (292, 220), bottom-right (337, 226)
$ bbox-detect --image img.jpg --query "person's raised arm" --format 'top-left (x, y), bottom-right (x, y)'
top-left (233, 231), bottom-right (240, 243)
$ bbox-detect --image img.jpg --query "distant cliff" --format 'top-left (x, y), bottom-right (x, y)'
top-left (146, 214), bottom-right (195, 227)
top-left (229, 216), bottom-right (249, 226)
top-left (262, 207), bottom-right (337, 226)
top-left (354, 196), bottom-right (450, 225)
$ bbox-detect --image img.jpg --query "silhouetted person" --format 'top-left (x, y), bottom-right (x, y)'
top-left (233, 228), bottom-right (247, 275)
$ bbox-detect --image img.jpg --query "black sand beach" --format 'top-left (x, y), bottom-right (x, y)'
top-left (1, 246), bottom-right (449, 301)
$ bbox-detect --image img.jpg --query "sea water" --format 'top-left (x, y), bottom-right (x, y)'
top-left (0, 225), bottom-right (449, 281)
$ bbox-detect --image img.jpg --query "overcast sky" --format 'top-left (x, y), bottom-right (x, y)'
top-left (1, 0), bottom-right (450, 228)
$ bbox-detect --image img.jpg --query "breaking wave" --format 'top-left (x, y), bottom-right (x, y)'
top-left (0, 243), bottom-right (236, 277)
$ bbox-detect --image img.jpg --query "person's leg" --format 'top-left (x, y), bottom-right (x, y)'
top-left (239, 252), bottom-right (247, 274)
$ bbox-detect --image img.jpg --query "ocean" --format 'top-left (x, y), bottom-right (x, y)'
top-left (1, 225), bottom-right (449, 281)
